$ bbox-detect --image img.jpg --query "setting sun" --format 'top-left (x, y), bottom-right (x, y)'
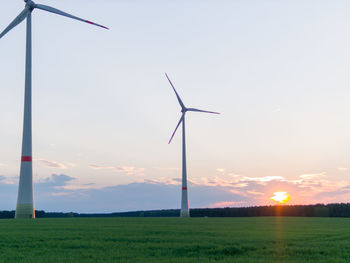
top-left (271, 192), bottom-right (290, 204)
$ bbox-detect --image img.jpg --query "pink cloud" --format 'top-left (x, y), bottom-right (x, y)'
top-left (89, 164), bottom-right (145, 176)
top-left (153, 167), bottom-right (180, 171)
top-left (89, 164), bottom-right (115, 170)
top-left (116, 166), bottom-right (145, 176)
top-left (208, 201), bottom-right (247, 208)
top-left (143, 177), bottom-right (181, 185)
top-left (189, 171), bottom-right (350, 206)
top-left (37, 159), bottom-right (67, 169)
top-left (247, 190), bottom-right (264, 196)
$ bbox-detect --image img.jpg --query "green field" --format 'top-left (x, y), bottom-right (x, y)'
top-left (0, 217), bottom-right (349, 262)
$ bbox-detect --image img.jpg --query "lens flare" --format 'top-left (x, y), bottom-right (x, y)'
top-left (271, 192), bottom-right (290, 204)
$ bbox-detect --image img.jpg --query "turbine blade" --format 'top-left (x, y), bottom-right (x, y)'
top-left (165, 73), bottom-right (186, 110)
top-left (168, 114), bottom-right (185, 144)
top-left (187, 108), bottom-right (220, 114)
top-left (34, 4), bottom-right (109, 30)
top-left (0, 8), bottom-right (30, 39)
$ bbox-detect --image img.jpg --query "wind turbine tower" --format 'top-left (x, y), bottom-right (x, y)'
top-left (0, 0), bottom-right (108, 218)
top-left (166, 73), bottom-right (219, 217)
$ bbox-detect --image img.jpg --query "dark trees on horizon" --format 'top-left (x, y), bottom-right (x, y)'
top-left (2, 203), bottom-right (350, 218)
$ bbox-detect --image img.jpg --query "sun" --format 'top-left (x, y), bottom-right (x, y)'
top-left (271, 192), bottom-right (290, 204)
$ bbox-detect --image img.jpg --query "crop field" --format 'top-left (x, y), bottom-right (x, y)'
top-left (0, 217), bottom-right (350, 262)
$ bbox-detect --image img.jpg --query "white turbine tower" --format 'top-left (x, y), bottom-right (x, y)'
top-left (0, 0), bottom-right (108, 219)
top-left (165, 73), bottom-right (219, 218)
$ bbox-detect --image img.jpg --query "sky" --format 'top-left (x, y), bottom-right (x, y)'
top-left (1, 0), bottom-right (350, 213)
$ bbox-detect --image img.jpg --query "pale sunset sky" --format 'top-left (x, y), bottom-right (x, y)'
top-left (1, 0), bottom-right (350, 212)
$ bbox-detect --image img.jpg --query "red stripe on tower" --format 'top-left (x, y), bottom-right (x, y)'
top-left (21, 156), bottom-right (32, 162)
top-left (182, 187), bottom-right (187, 190)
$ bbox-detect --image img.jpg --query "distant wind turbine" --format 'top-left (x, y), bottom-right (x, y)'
top-left (0, 0), bottom-right (108, 219)
top-left (165, 73), bottom-right (219, 217)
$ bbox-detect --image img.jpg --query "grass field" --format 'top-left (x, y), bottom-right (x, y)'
top-left (0, 217), bottom-right (349, 262)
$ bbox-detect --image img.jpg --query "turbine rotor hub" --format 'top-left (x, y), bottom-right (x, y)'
top-left (25, 0), bottom-right (36, 10)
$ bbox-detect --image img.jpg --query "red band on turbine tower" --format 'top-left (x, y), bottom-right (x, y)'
top-left (21, 156), bottom-right (32, 162)
top-left (182, 187), bottom-right (187, 190)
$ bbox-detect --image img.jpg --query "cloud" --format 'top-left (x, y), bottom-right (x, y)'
top-left (88, 164), bottom-right (115, 170)
top-left (116, 166), bottom-right (145, 176)
top-left (208, 201), bottom-right (247, 208)
top-left (51, 192), bottom-right (72, 197)
top-left (0, 176), bottom-right (17, 185)
top-left (0, 173), bottom-right (253, 212)
top-left (67, 163), bottom-right (77, 168)
top-left (89, 164), bottom-right (145, 176)
top-left (0, 169), bottom-right (349, 213)
top-left (38, 174), bottom-right (75, 187)
top-left (232, 183), bottom-right (248, 188)
top-left (42, 172), bottom-right (350, 211)
top-left (153, 167), bottom-right (180, 171)
top-left (187, 171), bottom-right (350, 205)
top-left (338, 167), bottom-right (348, 172)
top-left (242, 176), bottom-right (285, 184)
top-left (143, 177), bottom-right (181, 185)
top-left (298, 173), bottom-right (325, 180)
top-left (0, 176), bottom-right (18, 209)
top-left (37, 159), bottom-right (67, 169)
top-left (247, 190), bottom-right (264, 196)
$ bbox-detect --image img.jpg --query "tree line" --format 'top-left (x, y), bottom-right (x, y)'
top-left (2, 203), bottom-right (350, 218)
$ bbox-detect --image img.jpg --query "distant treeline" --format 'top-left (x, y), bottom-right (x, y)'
top-left (3, 203), bottom-right (350, 218)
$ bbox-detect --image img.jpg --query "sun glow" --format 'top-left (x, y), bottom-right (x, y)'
top-left (271, 192), bottom-right (290, 204)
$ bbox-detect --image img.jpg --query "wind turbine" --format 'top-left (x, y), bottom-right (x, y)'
top-left (165, 73), bottom-right (219, 217)
top-left (0, 0), bottom-right (108, 219)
